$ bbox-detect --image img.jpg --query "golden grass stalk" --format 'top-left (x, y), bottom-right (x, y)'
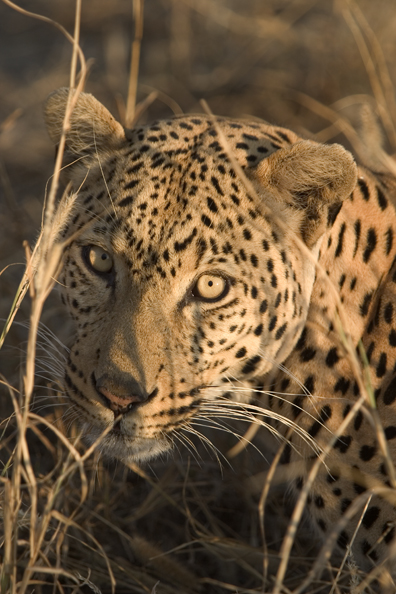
top-left (125, 0), bottom-right (145, 128)
top-left (0, 1), bottom-right (91, 592)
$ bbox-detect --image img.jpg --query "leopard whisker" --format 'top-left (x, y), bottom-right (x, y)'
top-left (31, 403), bottom-right (68, 415)
top-left (171, 431), bottom-right (204, 466)
top-left (180, 425), bottom-right (227, 470)
top-left (204, 389), bottom-right (332, 438)
top-left (198, 401), bottom-right (323, 456)
top-left (190, 415), bottom-right (269, 461)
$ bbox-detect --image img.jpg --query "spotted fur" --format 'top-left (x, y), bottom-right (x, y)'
top-left (45, 88), bottom-right (396, 573)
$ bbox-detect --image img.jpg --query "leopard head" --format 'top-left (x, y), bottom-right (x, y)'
top-left (45, 88), bottom-right (357, 461)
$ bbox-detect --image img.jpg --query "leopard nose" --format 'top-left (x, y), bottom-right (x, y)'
top-left (95, 373), bottom-right (148, 414)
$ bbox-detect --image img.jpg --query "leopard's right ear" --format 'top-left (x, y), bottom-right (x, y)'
top-left (253, 140), bottom-right (357, 248)
top-left (44, 88), bottom-right (126, 177)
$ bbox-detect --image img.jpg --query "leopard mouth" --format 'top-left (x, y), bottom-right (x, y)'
top-left (66, 369), bottom-right (218, 460)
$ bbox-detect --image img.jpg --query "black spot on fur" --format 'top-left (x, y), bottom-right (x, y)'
top-left (300, 347), bottom-right (316, 362)
top-left (243, 133), bottom-right (259, 141)
top-left (353, 220), bottom-right (361, 257)
top-left (174, 228), bottom-right (197, 252)
top-left (259, 300), bottom-right (268, 314)
top-left (354, 411), bottom-right (363, 431)
top-left (376, 186), bottom-right (388, 210)
top-left (207, 197), bottom-right (218, 213)
top-left (385, 426), bottom-right (396, 440)
top-left (389, 329), bottom-right (396, 347)
top-left (337, 531), bottom-right (349, 550)
top-left (268, 316), bottom-right (277, 331)
top-left (325, 347), bottom-right (339, 368)
top-left (362, 507), bottom-right (380, 530)
top-left (280, 444), bottom-right (291, 464)
top-left (360, 444), bottom-right (376, 461)
top-left (335, 223), bottom-right (346, 257)
top-left (360, 291), bottom-right (373, 317)
top-left (211, 176), bottom-right (224, 196)
top-left (334, 435), bottom-right (352, 453)
top-left (376, 352), bottom-right (387, 378)
top-left (241, 355), bottom-right (261, 374)
top-left (235, 347), bottom-right (247, 359)
top-left (119, 195), bottom-right (135, 208)
top-left (327, 201), bottom-right (342, 227)
top-left (295, 328), bottom-right (307, 351)
top-left (275, 323), bottom-right (287, 340)
top-left (341, 499), bottom-right (351, 513)
top-left (383, 375), bottom-right (396, 405)
top-left (334, 377), bottom-right (350, 395)
top-left (385, 227), bottom-right (393, 255)
top-left (304, 375), bottom-right (315, 394)
top-left (358, 178), bottom-right (369, 201)
top-left (384, 302), bottom-right (393, 324)
top-left (201, 215), bottom-right (212, 228)
top-left (363, 228), bottom-right (377, 263)
top-left (314, 495), bottom-right (324, 508)
top-left (250, 254), bottom-right (258, 267)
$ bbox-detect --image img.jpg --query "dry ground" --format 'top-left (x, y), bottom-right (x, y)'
top-left (1, 1), bottom-right (396, 592)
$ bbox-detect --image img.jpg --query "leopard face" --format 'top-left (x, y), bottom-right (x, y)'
top-left (45, 88), bottom-right (356, 463)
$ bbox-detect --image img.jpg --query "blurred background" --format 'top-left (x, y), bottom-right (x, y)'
top-left (1, 1), bottom-right (396, 592)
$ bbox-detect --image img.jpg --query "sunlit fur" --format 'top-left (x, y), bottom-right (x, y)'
top-left (44, 88), bottom-right (396, 572)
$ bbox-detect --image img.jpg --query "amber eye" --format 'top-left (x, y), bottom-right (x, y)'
top-left (86, 245), bottom-right (113, 273)
top-left (193, 274), bottom-right (228, 301)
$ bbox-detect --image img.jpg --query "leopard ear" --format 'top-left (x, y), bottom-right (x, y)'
top-left (44, 87), bottom-right (126, 177)
top-left (255, 140), bottom-right (357, 247)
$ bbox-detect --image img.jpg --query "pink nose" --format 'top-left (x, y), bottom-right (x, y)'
top-left (95, 373), bottom-right (149, 415)
top-left (97, 386), bottom-right (143, 414)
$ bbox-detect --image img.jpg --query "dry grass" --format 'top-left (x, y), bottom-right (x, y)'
top-left (1, 0), bottom-right (396, 592)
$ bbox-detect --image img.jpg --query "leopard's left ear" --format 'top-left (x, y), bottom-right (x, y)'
top-left (254, 140), bottom-right (357, 247)
top-left (44, 87), bottom-right (126, 181)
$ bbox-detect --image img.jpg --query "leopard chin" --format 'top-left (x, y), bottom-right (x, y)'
top-left (82, 423), bottom-right (172, 463)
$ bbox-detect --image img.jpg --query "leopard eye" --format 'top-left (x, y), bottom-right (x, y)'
top-left (193, 274), bottom-right (228, 301)
top-left (86, 245), bottom-right (113, 273)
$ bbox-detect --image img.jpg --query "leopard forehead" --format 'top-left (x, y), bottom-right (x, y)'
top-left (71, 114), bottom-right (292, 227)
top-left (67, 116), bottom-right (300, 284)
top-left (64, 117), bottom-right (305, 358)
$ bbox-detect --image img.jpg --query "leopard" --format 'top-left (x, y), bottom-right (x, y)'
top-left (44, 87), bottom-right (396, 577)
